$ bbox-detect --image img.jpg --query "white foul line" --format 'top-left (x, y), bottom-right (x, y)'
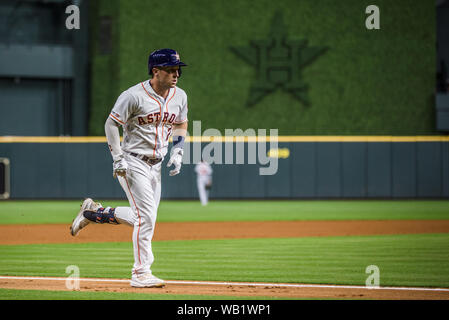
top-left (0, 275), bottom-right (449, 293)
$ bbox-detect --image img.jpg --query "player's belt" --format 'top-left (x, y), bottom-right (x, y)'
top-left (129, 153), bottom-right (162, 166)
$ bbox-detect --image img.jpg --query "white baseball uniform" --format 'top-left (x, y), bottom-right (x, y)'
top-left (108, 80), bottom-right (188, 276)
top-left (195, 161), bottom-right (213, 206)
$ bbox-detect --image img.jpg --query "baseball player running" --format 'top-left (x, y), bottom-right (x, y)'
top-left (70, 48), bottom-right (188, 288)
top-left (195, 160), bottom-right (213, 206)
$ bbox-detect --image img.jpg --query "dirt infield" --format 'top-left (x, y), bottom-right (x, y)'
top-left (1, 219), bottom-right (449, 245)
top-left (1, 219), bottom-right (449, 299)
top-left (1, 276), bottom-right (449, 300)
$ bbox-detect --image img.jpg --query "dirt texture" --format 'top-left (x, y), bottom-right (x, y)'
top-left (1, 219), bottom-right (449, 300)
top-left (1, 220), bottom-right (449, 245)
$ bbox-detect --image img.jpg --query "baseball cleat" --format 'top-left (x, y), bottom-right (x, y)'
top-left (70, 198), bottom-right (103, 236)
top-left (130, 273), bottom-right (165, 288)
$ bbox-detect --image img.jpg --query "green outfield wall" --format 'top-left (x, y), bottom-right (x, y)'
top-left (89, 0), bottom-right (436, 136)
top-left (1, 137), bottom-right (448, 199)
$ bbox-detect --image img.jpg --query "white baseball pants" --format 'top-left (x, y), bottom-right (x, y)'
top-left (114, 154), bottom-right (161, 276)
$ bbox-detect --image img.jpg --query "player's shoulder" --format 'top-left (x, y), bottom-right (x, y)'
top-left (174, 86), bottom-right (188, 98)
top-left (118, 81), bottom-right (148, 102)
top-left (126, 81), bottom-right (146, 95)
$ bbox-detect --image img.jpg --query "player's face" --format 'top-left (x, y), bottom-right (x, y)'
top-left (154, 66), bottom-right (180, 88)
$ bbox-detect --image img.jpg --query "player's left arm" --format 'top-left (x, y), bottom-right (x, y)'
top-left (172, 121), bottom-right (188, 142)
top-left (167, 121), bottom-right (188, 176)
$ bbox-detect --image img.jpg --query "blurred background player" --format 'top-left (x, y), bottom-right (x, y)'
top-left (195, 160), bottom-right (213, 206)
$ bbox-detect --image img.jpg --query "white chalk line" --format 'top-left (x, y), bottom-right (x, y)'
top-left (0, 275), bottom-right (449, 293)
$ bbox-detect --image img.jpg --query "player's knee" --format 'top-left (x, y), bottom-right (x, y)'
top-left (135, 218), bottom-right (154, 232)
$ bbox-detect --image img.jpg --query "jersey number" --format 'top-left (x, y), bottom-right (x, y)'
top-left (166, 126), bottom-right (172, 141)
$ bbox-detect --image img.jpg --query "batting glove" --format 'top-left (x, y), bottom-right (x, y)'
top-left (112, 154), bottom-right (128, 178)
top-left (167, 147), bottom-right (183, 176)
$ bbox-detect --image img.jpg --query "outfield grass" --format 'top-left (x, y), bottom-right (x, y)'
top-left (1, 234), bottom-right (448, 288)
top-left (0, 200), bottom-right (448, 225)
top-left (0, 288), bottom-right (291, 300)
top-left (1, 200), bottom-right (448, 299)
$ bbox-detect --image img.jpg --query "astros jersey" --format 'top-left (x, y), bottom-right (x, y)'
top-left (109, 80), bottom-right (188, 159)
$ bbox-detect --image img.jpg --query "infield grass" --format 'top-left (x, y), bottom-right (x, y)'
top-left (0, 288), bottom-right (293, 300)
top-left (1, 234), bottom-right (448, 288)
top-left (0, 200), bottom-right (448, 225)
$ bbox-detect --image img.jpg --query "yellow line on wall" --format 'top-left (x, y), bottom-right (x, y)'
top-left (277, 136), bottom-right (449, 142)
top-left (0, 136), bottom-right (448, 143)
top-left (0, 136), bottom-right (108, 143)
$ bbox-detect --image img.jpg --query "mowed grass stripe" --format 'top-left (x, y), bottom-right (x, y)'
top-left (0, 288), bottom-right (292, 300)
top-left (1, 200), bottom-right (448, 224)
top-left (0, 234), bottom-right (448, 287)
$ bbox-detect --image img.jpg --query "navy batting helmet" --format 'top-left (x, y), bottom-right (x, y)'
top-left (148, 48), bottom-right (187, 76)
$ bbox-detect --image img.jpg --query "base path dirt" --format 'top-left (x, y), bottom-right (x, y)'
top-left (1, 220), bottom-right (449, 245)
top-left (1, 219), bottom-right (449, 299)
top-left (0, 276), bottom-right (448, 300)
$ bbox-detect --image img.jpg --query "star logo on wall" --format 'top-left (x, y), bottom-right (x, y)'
top-left (230, 11), bottom-right (328, 107)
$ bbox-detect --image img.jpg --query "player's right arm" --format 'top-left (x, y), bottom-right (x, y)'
top-left (105, 117), bottom-right (122, 160)
top-left (105, 90), bottom-right (137, 178)
top-left (105, 117), bottom-right (127, 178)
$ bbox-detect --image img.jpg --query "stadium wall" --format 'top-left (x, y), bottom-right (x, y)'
top-left (0, 137), bottom-right (448, 200)
top-left (89, 0), bottom-right (436, 136)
